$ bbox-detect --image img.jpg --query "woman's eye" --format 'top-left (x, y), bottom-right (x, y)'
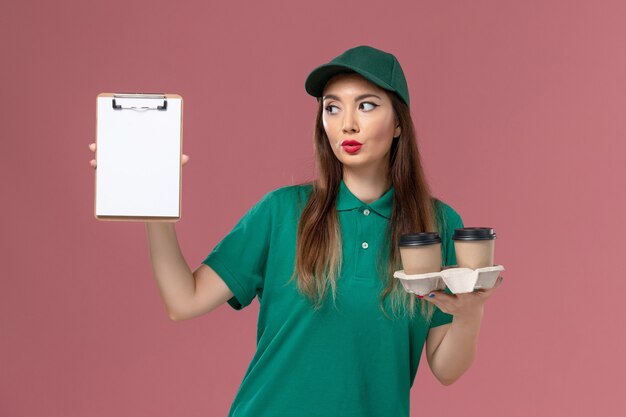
top-left (361, 102), bottom-right (378, 111)
top-left (324, 102), bottom-right (378, 114)
top-left (325, 104), bottom-right (339, 114)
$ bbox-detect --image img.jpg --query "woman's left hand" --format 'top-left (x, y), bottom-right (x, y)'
top-left (420, 275), bottom-right (504, 318)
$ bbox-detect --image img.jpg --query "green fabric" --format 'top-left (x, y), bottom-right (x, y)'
top-left (202, 179), bottom-right (464, 417)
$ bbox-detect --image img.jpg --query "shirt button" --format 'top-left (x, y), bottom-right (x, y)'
top-left (363, 209), bottom-right (370, 216)
top-left (361, 242), bottom-right (369, 249)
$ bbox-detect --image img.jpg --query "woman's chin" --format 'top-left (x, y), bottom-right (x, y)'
top-left (339, 158), bottom-right (373, 169)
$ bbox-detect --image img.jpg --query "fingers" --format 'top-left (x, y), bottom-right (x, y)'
top-left (422, 292), bottom-right (456, 314)
top-left (419, 277), bottom-right (503, 315)
top-left (420, 290), bottom-right (452, 305)
top-left (182, 154), bottom-right (190, 165)
top-left (89, 142), bottom-right (97, 169)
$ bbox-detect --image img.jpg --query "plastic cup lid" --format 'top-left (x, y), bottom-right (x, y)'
top-left (452, 227), bottom-right (496, 241)
top-left (399, 232), bottom-right (442, 247)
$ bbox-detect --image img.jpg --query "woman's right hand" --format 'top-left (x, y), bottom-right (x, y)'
top-left (88, 142), bottom-right (190, 169)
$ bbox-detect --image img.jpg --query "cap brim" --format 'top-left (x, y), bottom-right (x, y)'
top-left (304, 63), bottom-right (396, 99)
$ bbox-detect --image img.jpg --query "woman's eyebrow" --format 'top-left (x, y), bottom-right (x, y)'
top-left (322, 93), bottom-right (382, 102)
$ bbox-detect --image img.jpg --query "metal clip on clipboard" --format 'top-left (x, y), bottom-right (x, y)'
top-left (112, 93), bottom-right (168, 111)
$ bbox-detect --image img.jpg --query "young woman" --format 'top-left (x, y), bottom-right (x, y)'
top-left (89, 45), bottom-right (502, 417)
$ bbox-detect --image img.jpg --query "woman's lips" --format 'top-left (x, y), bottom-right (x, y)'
top-left (342, 144), bottom-right (362, 154)
top-left (341, 139), bottom-right (362, 154)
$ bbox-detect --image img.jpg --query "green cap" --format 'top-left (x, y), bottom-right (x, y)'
top-left (304, 45), bottom-right (410, 107)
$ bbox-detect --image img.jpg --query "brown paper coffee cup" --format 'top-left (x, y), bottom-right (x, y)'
top-left (398, 232), bottom-right (442, 275)
top-left (452, 227), bottom-right (496, 269)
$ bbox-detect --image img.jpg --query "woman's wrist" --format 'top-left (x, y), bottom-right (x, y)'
top-left (452, 305), bottom-right (484, 323)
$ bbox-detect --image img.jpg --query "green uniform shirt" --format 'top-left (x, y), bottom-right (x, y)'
top-left (203, 179), bottom-right (464, 417)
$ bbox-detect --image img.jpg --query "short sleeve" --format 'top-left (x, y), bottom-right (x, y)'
top-left (202, 192), bottom-right (274, 310)
top-left (430, 200), bottom-right (465, 328)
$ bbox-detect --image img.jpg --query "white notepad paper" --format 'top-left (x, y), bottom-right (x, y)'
top-left (94, 93), bottom-right (183, 221)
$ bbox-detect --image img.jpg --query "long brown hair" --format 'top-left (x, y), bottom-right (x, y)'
top-left (289, 79), bottom-right (442, 321)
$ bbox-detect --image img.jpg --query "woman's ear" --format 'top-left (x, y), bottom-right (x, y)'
top-left (394, 115), bottom-right (401, 137)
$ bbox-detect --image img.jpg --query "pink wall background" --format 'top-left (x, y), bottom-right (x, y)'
top-left (2, 0), bottom-right (625, 416)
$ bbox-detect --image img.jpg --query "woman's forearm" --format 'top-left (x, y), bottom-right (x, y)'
top-left (145, 222), bottom-right (195, 319)
top-left (430, 308), bottom-right (484, 385)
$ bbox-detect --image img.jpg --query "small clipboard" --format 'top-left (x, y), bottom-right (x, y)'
top-left (94, 92), bottom-right (183, 222)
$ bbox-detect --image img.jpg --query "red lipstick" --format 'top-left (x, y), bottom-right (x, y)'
top-left (341, 139), bottom-right (362, 154)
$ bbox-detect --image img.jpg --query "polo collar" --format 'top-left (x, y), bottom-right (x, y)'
top-left (336, 179), bottom-right (394, 219)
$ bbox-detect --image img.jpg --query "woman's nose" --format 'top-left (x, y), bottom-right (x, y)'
top-left (342, 111), bottom-right (359, 133)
